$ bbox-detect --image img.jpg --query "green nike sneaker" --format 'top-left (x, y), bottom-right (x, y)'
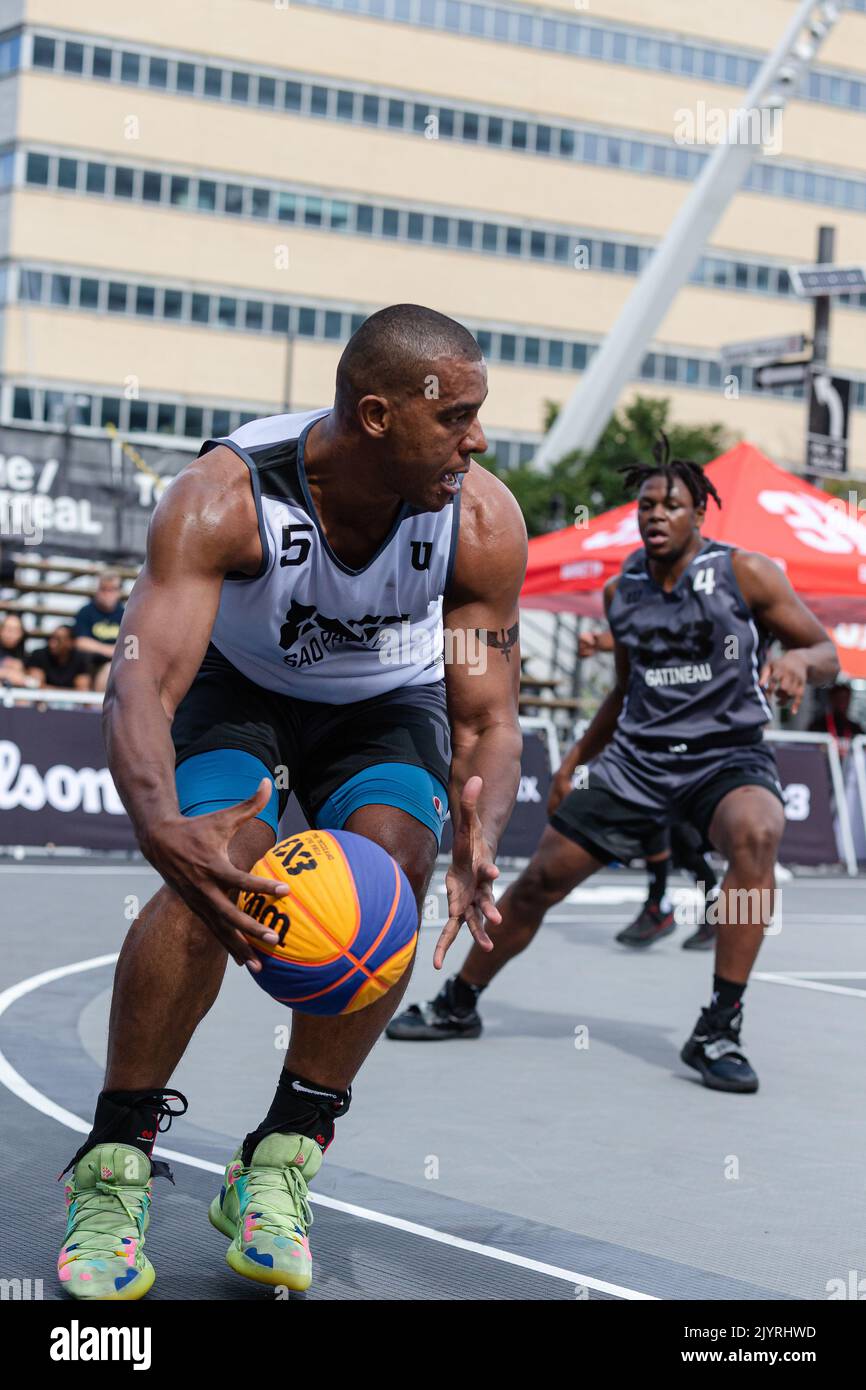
top-left (58, 1143), bottom-right (155, 1300)
top-left (209, 1133), bottom-right (321, 1291)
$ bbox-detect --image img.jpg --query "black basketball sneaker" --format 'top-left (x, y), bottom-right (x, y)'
top-left (615, 900), bottom-right (676, 948)
top-left (681, 1003), bottom-right (758, 1093)
top-left (681, 921), bottom-right (717, 950)
top-left (386, 976), bottom-right (482, 1040)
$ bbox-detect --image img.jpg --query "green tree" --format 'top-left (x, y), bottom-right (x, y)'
top-left (481, 395), bottom-right (730, 537)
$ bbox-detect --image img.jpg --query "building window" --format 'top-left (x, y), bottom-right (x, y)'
top-left (120, 51), bottom-right (140, 84)
top-left (148, 56), bottom-right (168, 88)
top-left (107, 282), bottom-right (128, 312)
top-left (32, 35), bottom-right (56, 68)
top-left (135, 285), bottom-right (156, 315)
top-left (230, 71), bottom-right (250, 102)
top-left (57, 157), bottom-right (78, 190)
top-left (12, 387), bottom-right (33, 419)
top-left (25, 152), bottom-right (50, 186)
top-left (114, 166), bottom-right (135, 198)
top-left (204, 66), bottom-right (223, 97)
top-left (86, 162), bottom-right (106, 194)
top-left (79, 277), bottom-right (100, 309)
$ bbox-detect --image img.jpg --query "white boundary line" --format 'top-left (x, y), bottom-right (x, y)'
top-left (0, 954), bottom-right (657, 1301)
top-left (753, 972), bottom-right (866, 998)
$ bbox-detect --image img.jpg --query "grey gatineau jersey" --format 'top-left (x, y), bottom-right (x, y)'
top-left (607, 540), bottom-right (772, 742)
top-left (201, 408), bottom-right (460, 704)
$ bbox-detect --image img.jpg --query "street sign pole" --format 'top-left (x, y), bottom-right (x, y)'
top-left (806, 227), bottom-right (841, 481)
top-left (811, 226), bottom-right (834, 380)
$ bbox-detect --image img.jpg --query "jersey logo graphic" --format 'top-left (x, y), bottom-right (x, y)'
top-left (410, 540), bottom-right (432, 571)
top-left (635, 619), bottom-right (714, 665)
top-left (279, 599), bottom-right (410, 655)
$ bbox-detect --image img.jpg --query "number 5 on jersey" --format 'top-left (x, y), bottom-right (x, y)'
top-left (281, 523), bottom-right (314, 567)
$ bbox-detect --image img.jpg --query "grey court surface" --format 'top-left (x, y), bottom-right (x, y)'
top-left (1, 858), bottom-right (863, 1301)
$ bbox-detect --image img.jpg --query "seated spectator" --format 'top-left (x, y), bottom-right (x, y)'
top-left (27, 624), bottom-right (93, 692)
top-left (74, 571), bottom-right (126, 692)
top-left (0, 612), bottom-right (31, 687)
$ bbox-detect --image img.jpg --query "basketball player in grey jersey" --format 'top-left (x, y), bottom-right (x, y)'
top-left (55, 305), bottom-right (527, 1300)
top-left (391, 437), bottom-right (838, 1095)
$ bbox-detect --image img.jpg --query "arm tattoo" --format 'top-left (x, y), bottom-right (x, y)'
top-left (476, 620), bottom-right (520, 661)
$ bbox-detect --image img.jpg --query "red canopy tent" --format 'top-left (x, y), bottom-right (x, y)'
top-left (520, 442), bottom-right (866, 676)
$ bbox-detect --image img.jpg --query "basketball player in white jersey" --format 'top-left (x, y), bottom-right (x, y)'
top-left (56, 305), bottom-right (527, 1300)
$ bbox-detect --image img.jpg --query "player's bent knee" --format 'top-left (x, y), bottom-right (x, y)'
top-left (727, 816), bottom-right (783, 867)
top-left (513, 857), bottom-right (570, 910)
top-left (134, 884), bottom-right (227, 960)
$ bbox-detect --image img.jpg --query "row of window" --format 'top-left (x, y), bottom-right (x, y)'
top-left (22, 9), bottom-right (866, 116)
top-left (9, 269), bottom-right (866, 415)
top-left (295, 0), bottom-right (866, 114)
top-left (3, 383), bottom-right (539, 467)
top-left (16, 30), bottom-right (866, 214)
top-left (8, 287), bottom-right (866, 444)
top-left (16, 143), bottom-right (866, 301)
top-left (14, 265), bottom-right (364, 339)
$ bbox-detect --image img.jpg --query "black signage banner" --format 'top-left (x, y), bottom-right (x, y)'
top-left (0, 709), bottom-right (849, 871)
top-left (769, 739), bottom-right (842, 866)
top-left (0, 423), bottom-right (189, 559)
top-left (0, 705), bottom-right (136, 851)
top-left (439, 728), bottom-right (551, 859)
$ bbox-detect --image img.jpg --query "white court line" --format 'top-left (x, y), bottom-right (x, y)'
top-left (753, 972), bottom-right (866, 998)
top-left (0, 865), bottom-right (155, 875)
top-left (770, 971), bottom-right (866, 979)
top-left (0, 954), bottom-right (656, 1301)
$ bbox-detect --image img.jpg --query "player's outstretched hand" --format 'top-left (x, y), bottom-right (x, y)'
top-left (437, 775), bottom-right (500, 969)
top-left (759, 651), bottom-right (809, 716)
top-left (142, 779), bottom-right (286, 968)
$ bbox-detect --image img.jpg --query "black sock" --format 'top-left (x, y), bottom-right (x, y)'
top-left (646, 857), bottom-right (670, 909)
top-left (699, 859), bottom-right (719, 896)
top-left (449, 975), bottom-right (483, 1014)
top-left (712, 976), bottom-right (745, 1011)
top-left (60, 1088), bottom-right (188, 1178)
top-left (673, 842), bottom-right (718, 896)
top-left (242, 1070), bottom-right (352, 1163)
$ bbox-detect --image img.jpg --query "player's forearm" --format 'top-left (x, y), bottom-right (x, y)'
top-left (449, 720), bottom-right (523, 858)
top-left (560, 687), bottom-right (625, 772)
top-left (799, 640), bottom-right (839, 686)
top-left (102, 671), bottom-right (182, 854)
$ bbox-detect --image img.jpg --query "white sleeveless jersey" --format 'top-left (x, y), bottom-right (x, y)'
top-left (202, 408), bottom-right (461, 704)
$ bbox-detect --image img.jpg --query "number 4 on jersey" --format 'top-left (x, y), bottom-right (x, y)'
top-left (693, 566), bottom-right (716, 596)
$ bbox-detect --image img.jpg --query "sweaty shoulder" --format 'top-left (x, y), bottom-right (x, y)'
top-left (148, 444), bottom-right (262, 577)
top-left (730, 548), bottom-right (786, 609)
top-left (448, 461), bottom-right (527, 603)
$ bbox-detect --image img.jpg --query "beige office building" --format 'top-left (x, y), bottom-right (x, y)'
top-left (1, 0), bottom-right (865, 478)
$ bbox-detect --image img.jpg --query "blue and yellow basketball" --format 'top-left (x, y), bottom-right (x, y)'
top-left (240, 829), bottom-right (418, 1015)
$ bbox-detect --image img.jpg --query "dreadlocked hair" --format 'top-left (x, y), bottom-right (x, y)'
top-left (619, 431), bottom-right (722, 511)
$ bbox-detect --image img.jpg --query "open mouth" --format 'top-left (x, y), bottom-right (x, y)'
top-left (439, 471), bottom-right (462, 494)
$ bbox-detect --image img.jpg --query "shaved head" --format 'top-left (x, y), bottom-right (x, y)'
top-left (335, 303), bottom-right (482, 420)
